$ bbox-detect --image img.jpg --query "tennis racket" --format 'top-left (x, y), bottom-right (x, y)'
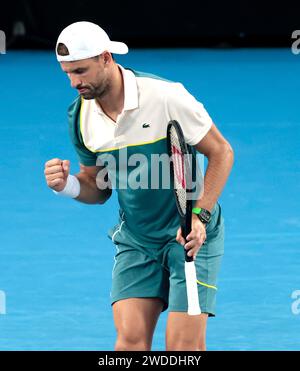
top-left (167, 120), bottom-right (201, 315)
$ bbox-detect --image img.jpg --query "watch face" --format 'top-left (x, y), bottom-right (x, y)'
top-left (199, 209), bottom-right (211, 223)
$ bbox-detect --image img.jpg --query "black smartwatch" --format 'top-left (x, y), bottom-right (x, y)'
top-left (192, 207), bottom-right (211, 224)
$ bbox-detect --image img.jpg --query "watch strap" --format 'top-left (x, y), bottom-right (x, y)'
top-left (192, 207), bottom-right (202, 214)
top-left (192, 207), bottom-right (211, 224)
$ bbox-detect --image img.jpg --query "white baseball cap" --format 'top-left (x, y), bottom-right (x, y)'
top-left (56, 21), bottom-right (128, 62)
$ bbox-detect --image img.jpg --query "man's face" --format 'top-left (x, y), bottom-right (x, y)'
top-left (60, 54), bottom-right (110, 100)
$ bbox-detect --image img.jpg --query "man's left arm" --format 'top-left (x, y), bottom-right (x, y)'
top-left (176, 123), bottom-right (234, 258)
top-left (193, 122), bottom-right (234, 212)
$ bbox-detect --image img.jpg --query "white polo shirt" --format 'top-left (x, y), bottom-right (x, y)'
top-left (79, 65), bottom-right (212, 154)
top-left (67, 65), bottom-right (213, 243)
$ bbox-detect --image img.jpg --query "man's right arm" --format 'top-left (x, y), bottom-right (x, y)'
top-left (75, 163), bottom-right (112, 204)
top-left (44, 158), bottom-right (111, 204)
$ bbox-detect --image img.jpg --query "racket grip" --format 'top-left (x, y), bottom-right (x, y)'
top-left (185, 261), bottom-right (201, 315)
top-left (182, 225), bottom-right (193, 263)
top-left (184, 249), bottom-right (194, 263)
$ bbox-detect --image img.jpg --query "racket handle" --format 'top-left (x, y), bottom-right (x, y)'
top-left (182, 224), bottom-right (193, 263)
top-left (185, 261), bottom-right (201, 315)
top-left (184, 249), bottom-right (194, 263)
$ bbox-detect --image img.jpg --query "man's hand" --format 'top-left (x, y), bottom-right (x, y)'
top-left (44, 158), bottom-right (70, 192)
top-left (176, 214), bottom-right (207, 260)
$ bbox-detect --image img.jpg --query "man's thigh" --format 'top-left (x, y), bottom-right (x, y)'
top-left (111, 243), bottom-right (169, 309)
top-left (166, 312), bottom-right (208, 350)
top-left (166, 202), bottom-right (225, 315)
top-left (110, 239), bottom-right (169, 350)
top-left (113, 298), bottom-right (164, 350)
top-left (166, 243), bottom-right (223, 316)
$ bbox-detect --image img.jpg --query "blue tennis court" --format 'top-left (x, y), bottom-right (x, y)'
top-left (0, 48), bottom-right (299, 350)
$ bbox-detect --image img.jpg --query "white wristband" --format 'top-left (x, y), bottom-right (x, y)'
top-left (53, 174), bottom-right (80, 198)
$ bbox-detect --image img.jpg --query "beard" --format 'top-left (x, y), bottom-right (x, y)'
top-left (79, 80), bottom-right (110, 100)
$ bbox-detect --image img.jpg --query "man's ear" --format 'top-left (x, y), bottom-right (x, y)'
top-left (103, 52), bottom-right (111, 65)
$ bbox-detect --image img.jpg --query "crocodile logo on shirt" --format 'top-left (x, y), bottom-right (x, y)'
top-left (142, 123), bottom-right (150, 128)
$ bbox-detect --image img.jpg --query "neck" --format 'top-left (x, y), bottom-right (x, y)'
top-left (96, 65), bottom-right (124, 121)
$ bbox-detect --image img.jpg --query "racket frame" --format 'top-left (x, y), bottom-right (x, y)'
top-left (167, 119), bottom-right (201, 316)
top-left (167, 120), bottom-right (193, 263)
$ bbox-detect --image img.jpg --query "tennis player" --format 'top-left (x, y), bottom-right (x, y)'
top-left (44, 21), bottom-right (234, 351)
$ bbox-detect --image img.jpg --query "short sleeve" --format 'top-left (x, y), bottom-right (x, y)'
top-left (165, 83), bottom-right (213, 145)
top-left (67, 97), bottom-right (97, 166)
top-left (73, 141), bottom-right (97, 166)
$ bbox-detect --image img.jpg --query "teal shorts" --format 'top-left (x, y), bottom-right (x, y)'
top-left (108, 202), bottom-right (224, 316)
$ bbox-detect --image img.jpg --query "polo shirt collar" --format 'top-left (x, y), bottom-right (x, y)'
top-left (93, 64), bottom-right (138, 116)
top-left (118, 64), bottom-right (139, 111)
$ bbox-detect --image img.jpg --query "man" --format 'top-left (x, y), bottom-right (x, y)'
top-left (44, 21), bottom-right (234, 351)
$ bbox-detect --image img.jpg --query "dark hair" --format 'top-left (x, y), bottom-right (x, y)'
top-left (56, 43), bottom-right (70, 56)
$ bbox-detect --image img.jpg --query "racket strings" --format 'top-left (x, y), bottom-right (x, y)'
top-left (170, 127), bottom-right (187, 215)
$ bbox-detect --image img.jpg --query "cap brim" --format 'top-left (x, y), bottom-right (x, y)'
top-left (108, 41), bottom-right (128, 55)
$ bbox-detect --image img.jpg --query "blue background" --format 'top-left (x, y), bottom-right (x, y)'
top-left (0, 48), bottom-right (299, 350)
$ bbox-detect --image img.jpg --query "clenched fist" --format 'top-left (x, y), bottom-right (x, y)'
top-left (44, 158), bottom-right (70, 192)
